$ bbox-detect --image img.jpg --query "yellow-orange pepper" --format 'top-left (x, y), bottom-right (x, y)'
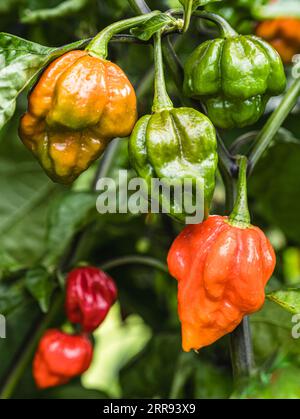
top-left (19, 50), bottom-right (137, 183)
top-left (256, 18), bottom-right (300, 64)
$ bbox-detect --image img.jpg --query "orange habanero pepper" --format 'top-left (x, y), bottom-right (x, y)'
top-left (167, 157), bottom-right (276, 352)
top-left (19, 50), bottom-right (137, 184)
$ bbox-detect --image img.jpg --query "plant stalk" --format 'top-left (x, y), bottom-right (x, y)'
top-left (152, 31), bottom-right (173, 113)
top-left (87, 11), bottom-right (159, 58)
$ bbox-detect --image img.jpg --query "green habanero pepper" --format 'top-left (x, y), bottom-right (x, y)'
top-left (129, 32), bottom-right (218, 222)
top-left (183, 14), bottom-right (286, 129)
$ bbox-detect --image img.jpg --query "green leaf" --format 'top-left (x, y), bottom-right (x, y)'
top-left (251, 301), bottom-right (300, 360)
top-left (0, 303), bottom-right (40, 381)
top-left (120, 334), bottom-right (182, 398)
top-left (0, 251), bottom-right (25, 280)
top-left (44, 191), bottom-right (98, 266)
top-left (38, 383), bottom-right (109, 399)
top-left (267, 289), bottom-right (300, 315)
top-left (253, 0), bottom-right (300, 19)
top-left (0, 281), bottom-right (27, 316)
top-left (0, 117), bottom-right (65, 265)
top-left (20, 0), bottom-right (91, 24)
top-left (119, 333), bottom-right (232, 398)
top-left (25, 266), bottom-right (56, 313)
top-left (249, 138), bottom-right (300, 245)
top-left (131, 14), bottom-right (177, 41)
top-left (0, 33), bottom-right (88, 131)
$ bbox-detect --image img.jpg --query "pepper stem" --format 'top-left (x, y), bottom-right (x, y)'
top-left (86, 11), bottom-right (160, 59)
top-left (182, 0), bottom-right (193, 33)
top-left (152, 31), bottom-right (173, 113)
top-left (228, 156), bottom-right (251, 228)
top-left (193, 10), bottom-right (238, 38)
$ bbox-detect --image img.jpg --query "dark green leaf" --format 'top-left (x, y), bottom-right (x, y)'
top-left (267, 289), bottom-right (300, 315)
top-left (44, 192), bottom-right (98, 266)
top-left (0, 303), bottom-right (40, 381)
top-left (249, 138), bottom-right (300, 244)
top-left (0, 117), bottom-right (65, 265)
top-left (0, 281), bottom-right (27, 315)
top-left (0, 33), bottom-right (88, 130)
top-left (25, 266), bottom-right (56, 313)
top-left (120, 334), bottom-right (182, 398)
top-left (38, 383), bottom-right (109, 399)
top-left (131, 14), bottom-right (177, 41)
top-left (0, 251), bottom-right (25, 280)
top-left (119, 333), bottom-right (232, 398)
top-left (251, 301), bottom-right (300, 360)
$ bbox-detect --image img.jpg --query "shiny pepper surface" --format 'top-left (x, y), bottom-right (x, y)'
top-left (184, 34), bottom-right (286, 129)
top-left (66, 267), bottom-right (117, 333)
top-left (33, 329), bottom-right (93, 389)
top-left (256, 18), bottom-right (300, 64)
top-left (167, 215), bottom-right (276, 352)
top-left (19, 50), bottom-right (137, 183)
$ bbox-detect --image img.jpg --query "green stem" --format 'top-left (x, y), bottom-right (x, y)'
top-left (0, 293), bottom-right (64, 400)
top-left (228, 156), bottom-right (250, 228)
top-left (226, 167), bottom-right (255, 383)
top-left (152, 31), bottom-right (173, 113)
top-left (100, 255), bottom-right (168, 273)
top-left (127, 0), bottom-right (150, 14)
top-left (171, 9), bottom-right (238, 37)
top-left (248, 78), bottom-right (300, 175)
top-left (183, 0), bottom-right (193, 33)
top-left (194, 11), bottom-right (238, 38)
top-left (86, 11), bottom-right (159, 58)
top-left (230, 317), bottom-right (255, 384)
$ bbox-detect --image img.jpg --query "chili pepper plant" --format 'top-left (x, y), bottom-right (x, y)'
top-left (0, 0), bottom-right (299, 400)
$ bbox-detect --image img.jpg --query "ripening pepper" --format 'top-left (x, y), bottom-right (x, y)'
top-left (19, 50), bottom-right (137, 184)
top-left (129, 33), bottom-right (218, 221)
top-left (65, 267), bottom-right (117, 333)
top-left (184, 23), bottom-right (286, 129)
top-left (256, 18), bottom-right (300, 64)
top-left (167, 157), bottom-right (276, 351)
top-left (33, 329), bottom-right (93, 389)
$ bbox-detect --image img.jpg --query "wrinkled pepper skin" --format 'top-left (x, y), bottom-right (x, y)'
top-left (19, 50), bottom-right (137, 183)
top-left (206, 0), bottom-right (254, 34)
top-left (65, 267), bottom-right (117, 333)
top-left (184, 36), bottom-right (286, 129)
top-left (129, 108), bottom-right (218, 221)
top-left (33, 329), bottom-right (93, 389)
top-left (167, 215), bottom-right (276, 352)
top-left (256, 18), bottom-right (300, 64)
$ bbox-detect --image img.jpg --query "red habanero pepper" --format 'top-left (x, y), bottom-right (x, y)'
top-left (167, 157), bottom-right (276, 352)
top-left (65, 267), bottom-right (117, 333)
top-left (33, 329), bottom-right (93, 389)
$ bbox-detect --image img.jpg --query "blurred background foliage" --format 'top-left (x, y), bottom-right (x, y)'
top-left (0, 0), bottom-right (300, 399)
